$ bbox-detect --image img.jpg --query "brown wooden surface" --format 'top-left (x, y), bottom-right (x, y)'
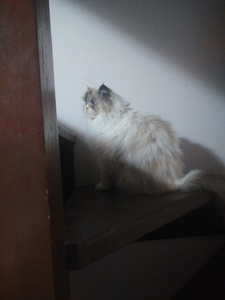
top-left (0, 0), bottom-right (69, 299)
top-left (59, 135), bottom-right (76, 202)
top-left (137, 199), bottom-right (217, 241)
top-left (58, 123), bottom-right (77, 144)
top-left (58, 124), bottom-right (76, 202)
top-left (35, 1), bottom-right (69, 298)
top-left (65, 186), bottom-right (214, 269)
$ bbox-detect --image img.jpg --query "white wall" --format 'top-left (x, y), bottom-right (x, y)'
top-left (49, 0), bottom-right (225, 186)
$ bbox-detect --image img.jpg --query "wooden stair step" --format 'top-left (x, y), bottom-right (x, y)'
top-left (65, 186), bottom-right (215, 270)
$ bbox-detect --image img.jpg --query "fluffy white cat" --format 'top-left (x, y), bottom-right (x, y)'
top-left (83, 84), bottom-right (224, 195)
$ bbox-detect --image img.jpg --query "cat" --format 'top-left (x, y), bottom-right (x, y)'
top-left (83, 84), bottom-right (225, 196)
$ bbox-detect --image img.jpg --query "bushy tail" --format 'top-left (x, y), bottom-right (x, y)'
top-left (175, 170), bottom-right (225, 229)
top-left (175, 170), bottom-right (225, 194)
top-left (175, 170), bottom-right (203, 192)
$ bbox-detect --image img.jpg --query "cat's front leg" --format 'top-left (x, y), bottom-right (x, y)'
top-left (96, 159), bottom-right (114, 192)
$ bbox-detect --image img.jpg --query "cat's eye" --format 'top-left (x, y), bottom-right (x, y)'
top-left (90, 99), bottom-right (95, 106)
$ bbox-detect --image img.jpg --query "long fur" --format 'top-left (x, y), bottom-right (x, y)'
top-left (83, 84), bottom-right (225, 198)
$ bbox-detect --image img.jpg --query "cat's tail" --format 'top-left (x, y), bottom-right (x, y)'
top-left (175, 170), bottom-right (225, 194)
top-left (175, 170), bottom-right (225, 229)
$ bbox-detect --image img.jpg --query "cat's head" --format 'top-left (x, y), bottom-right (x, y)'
top-left (83, 84), bottom-right (114, 118)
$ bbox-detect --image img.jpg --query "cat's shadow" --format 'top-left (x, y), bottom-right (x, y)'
top-left (180, 138), bottom-right (225, 173)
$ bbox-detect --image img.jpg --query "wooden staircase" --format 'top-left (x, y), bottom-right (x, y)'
top-left (65, 187), bottom-right (216, 270)
top-left (58, 124), bottom-right (224, 299)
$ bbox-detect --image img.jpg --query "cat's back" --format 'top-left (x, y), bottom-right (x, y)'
top-left (87, 108), bottom-right (179, 151)
top-left (127, 111), bottom-right (176, 139)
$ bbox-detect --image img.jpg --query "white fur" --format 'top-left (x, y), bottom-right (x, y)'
top-left (83, 86), bottom-right (202, 194)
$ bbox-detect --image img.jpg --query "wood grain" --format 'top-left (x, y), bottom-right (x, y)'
top-left (0, 0), bottom-right (68, 299)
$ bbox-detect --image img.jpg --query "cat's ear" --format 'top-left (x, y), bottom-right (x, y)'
top-left (99, 84), bottom-right (111, 97)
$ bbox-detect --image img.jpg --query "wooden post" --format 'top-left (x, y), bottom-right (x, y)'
top-left (0, 0), bottom-right (69, 299)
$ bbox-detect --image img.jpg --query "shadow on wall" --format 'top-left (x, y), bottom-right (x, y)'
top-left (181, 138), bottom-right (225, 173)
top-left (74, 0), bottom-right (225, 95)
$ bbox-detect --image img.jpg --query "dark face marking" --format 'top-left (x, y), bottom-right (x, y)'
top-left (90, 98), bottom-right (95, 107)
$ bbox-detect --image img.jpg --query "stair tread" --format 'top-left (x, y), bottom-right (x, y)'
top-left (65, 186), bottom-right (214, 269)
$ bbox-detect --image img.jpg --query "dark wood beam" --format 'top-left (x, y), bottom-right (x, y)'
top-left (0, 0), bottom-right (69, 299)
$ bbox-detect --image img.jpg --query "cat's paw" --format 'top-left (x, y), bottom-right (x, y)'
top-left (95, 182), bottom-right (112, 192)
